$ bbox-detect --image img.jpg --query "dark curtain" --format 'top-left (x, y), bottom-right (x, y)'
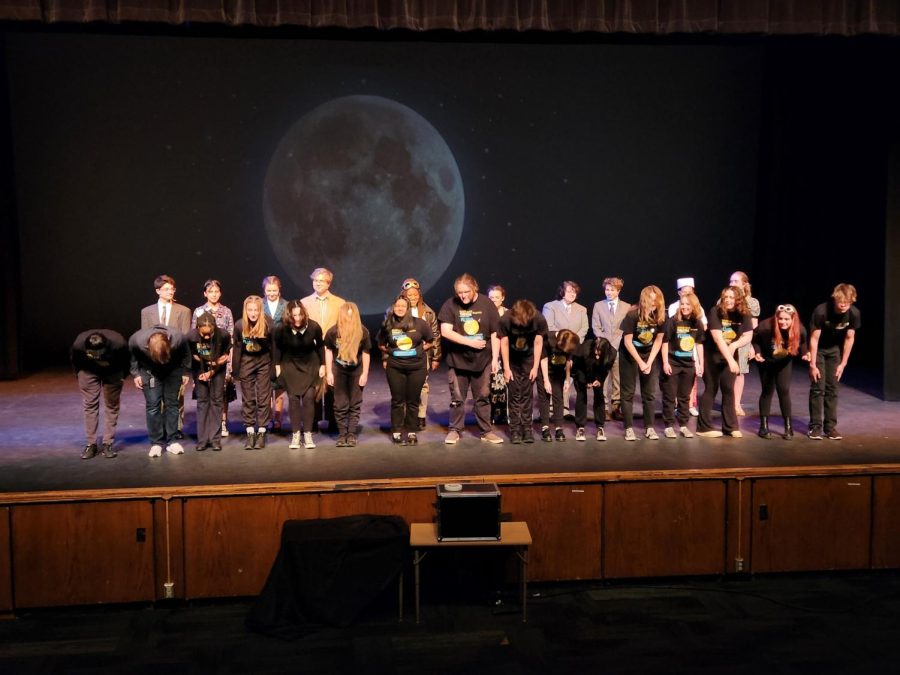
top-left (0, 1), bottom-right (897, 35)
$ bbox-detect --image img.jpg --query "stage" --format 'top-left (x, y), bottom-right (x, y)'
top-left (1, 366), bottom-right (899, 612)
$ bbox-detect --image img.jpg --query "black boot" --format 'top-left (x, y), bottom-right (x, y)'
top-left (758, 416), bottom-right (773, 439)
top-left (244, 430), bottom-right (256, 450)
top-left (254, 430), bottom-right (267, 449)
top-left (783, 417), bottom-right (794, 440)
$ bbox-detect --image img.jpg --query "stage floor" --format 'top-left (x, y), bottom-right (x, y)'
top-left (1, 366), bottom-right (899, 497)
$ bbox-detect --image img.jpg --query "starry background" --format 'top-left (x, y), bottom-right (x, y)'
top-left (7, 32), bottom-right (764, 364)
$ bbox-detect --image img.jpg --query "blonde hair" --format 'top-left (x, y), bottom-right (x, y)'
top-left (832, 283), bottom-right (857, 304)
top-left (638, 285), bottom-right (665, 325)
top-left (678, 292), bottom-right (703, 320)
top-left (335, 302), bottom-right (364, 365)
top-left (241, 295), bottom-right (268, 339)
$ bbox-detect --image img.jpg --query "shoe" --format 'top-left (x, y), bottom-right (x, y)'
top-left (166, 442), bottom-right (184, 455)
top-left (392, 432), bottom-right (404, 444)
top-left (221, 420), bottom-right (229, 437)
top-left (808, 426), bottom-right (824, 440)
top-left (522, 428), bottom-right (535, 443)
top-left (481, 431), bottom-right (504, 444)
top-left (728, 430), bottom-right (744, 438)
top-left (172, 431), bottom-right (185, 441)
top-left (645, 428), bottom-right (659, 440)
top-left (758, 416), bottom-right (773, 440)
top-left (664, 427), bottom-right (677, 439)
top-left (254, 430), bottom-right (266, 449)
top-left (210, 443), bottom-right (222, 451)
top-left (736, 407), bottom-right (747, 417)
top-left (689, 406), bottom-right (699, 417)
top-left (148, 444), bottom-right (163, 458)
top-left (303, 432), bottom-right (316, 449)
top-left (346, 434), bottom-right (358, 447)
top-left (273, 416), bottom-right (282, 432)
top-left (244, 431), bottom-right (256, 450)
top-left (696, 430), bottom-right (724, 438)
top-left (336, 435), bottom-right (348, 448)
top-left (510, 430), bottom-right (523, 444)
top-left (563, 407), bottom-right (573, 420)
top-left (81, 443), bottom-right (98, 460)
top-left (195, 442), bottom-right (207, 452)
top-left (445, 430), bottom-right (460, 444)
top-left (575, 427), bottom-right (586, 442)
top-left (541, 426), bottom-right (553, 442)
top-left (101, 442), bottom-right (117, 458)
top-left (407, 433), bottom-right (418, 445)
top-left (596, 428), bottom-right (607, 442)
top-left (289, 432), bottom-right (301, 449)
top-left (555, 428), bottom-right (566, 442)
top-left (783, 417), bottom-right (794, 440)
top-left (624, 428), bottom-right (637, 441)
top-left (680, 426), bottom-right (694, 438)
top-left (418, 417), bottom-right (426, 430)
top-left (826, 429), bottom-right (843, 440)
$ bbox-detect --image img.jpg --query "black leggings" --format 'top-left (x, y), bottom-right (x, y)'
top-left (385, 365), bottom-right (427, 433)
top-left (758, 359), bottom-right (793, 418)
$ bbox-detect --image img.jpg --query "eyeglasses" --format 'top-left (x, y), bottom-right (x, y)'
top-left (776, 304), bottom-right (796, 314)
top-left (402, 279), bottom-right (420, 290)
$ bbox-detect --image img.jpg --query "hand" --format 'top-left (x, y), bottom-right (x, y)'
top-left (504, 367), bottom-right (513, 382)
top-left (470, 338), bottom-right (487, 350)
top-left (809, 365), bottom-right (821, 382)
top-left (491, 359), bottom-right (499, 374)
top-left (696, 365), bottom-right (704, 378)
top-left (663, 362), bottom-right (672, 376)
top-left (752, 353), bottom-right (764, 362)
top-left (836, 363), bottom-right (846, 381)
top-left (326, 371), bottom-right (334, 387)
top-left (639, 360), bottom-right (651, 375)
top-left (802, 352), bottom-right (811, 362)
top-left (382, 360), bottom-right (388, 370)
top-left (727, 359), bottom-right (739, 375)
top-left (431, 360), bottom-right (440, 371)
top-left (134, 376), bottom-right (143, 390)
top-left (318, 365), bottom-right (326, 379)
top-left (528, 365), bottom-right (539, 382)
top-left (198, 372), bottom-right (210, 382)
top-left (359, 373), bottom-right (368, 387)
top-left (543, 377), bottom-right (552, 392)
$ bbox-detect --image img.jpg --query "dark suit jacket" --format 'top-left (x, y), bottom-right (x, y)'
top-left (141, 302), bottom-right (191, 334)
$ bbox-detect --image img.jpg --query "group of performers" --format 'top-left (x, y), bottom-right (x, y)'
top-left (71, 269), bottom-right (860, 458)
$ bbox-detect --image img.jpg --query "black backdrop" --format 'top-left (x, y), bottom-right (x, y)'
top-left (1, 29), bottom-right (897, 393)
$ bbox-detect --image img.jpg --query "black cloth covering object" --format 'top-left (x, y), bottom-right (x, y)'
top-left (246, 514), bottom-right (408, 639)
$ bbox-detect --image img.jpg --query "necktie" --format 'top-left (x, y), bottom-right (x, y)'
top-left (318, 296), bottom-right (327, 324)
top-left (161, 305), bottom-right (168, 326)
top-left (609, 301), bottom-right (615, 314)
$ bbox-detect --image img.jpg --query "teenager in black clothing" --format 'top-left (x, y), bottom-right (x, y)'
top-left (324, 302), bottom-right (371, 447)
top-left (752, 304), bottom-right (809, 440)
top-left (188, 312), bottom-right (231, 451)
top-left (619, 285), bottom-right (666, 441)
top-left (571, 335), bottom-right (617, 441)
top-left (537, 329), bottom-right (580, 441)
top-left (232, 295), bottom-right (274, 450)
top-left (499, 299), bottom-right (550, 444)
top-left (661, 292), bottom-right (705, 439)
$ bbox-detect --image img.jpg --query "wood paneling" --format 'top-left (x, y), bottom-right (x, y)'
top-left (319, 489), bottom-right (435, 523)
top-left (153, 498), bottom-right (184, 600)
top-left (751, 477), bottom-right (872, 572)
top-left (182, 494), bottom-right (318, 598)
top-left (603, 481), bottom-right (727, 578)
top-left (0, 508), bottom-right (11, 614)
top-left (502, 484), bottom-right (602, 581)
top-left (11, 501), bottom-right (155, 607)
top-left (725, 479), bottom-right (752, 573)
top-left (872, 475), bottom-right (900, 568)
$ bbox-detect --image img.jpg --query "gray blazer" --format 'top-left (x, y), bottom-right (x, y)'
top-left (591, 298), bottom-right (631, 350)
top-left (141, 302), bottom-right (191, 334)
top-left (542, 299), bottom-right (589, 341)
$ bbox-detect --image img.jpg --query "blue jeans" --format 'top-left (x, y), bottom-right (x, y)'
top-left (141, 367), bottom-right (182, 444)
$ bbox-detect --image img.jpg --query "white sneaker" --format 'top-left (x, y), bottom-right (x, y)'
top-left (221, 420), bottom-right (229, 437)
top-left (166, 442), bottom-right (184, 455)
top-left (664, 427), bottom-right (677, 439)
top-left (596, 428), bottom-right (607, 441)
top-left (680, 426), bottom-right (695, 438)
top-left (689, 406), bottom-right (699, 417)
top-left (289, 432), bottom-right (301, 449)
top-left (575, 427), bottom-right (586, 441)
top-left (645, 428), bottom-right (659, 440)
top-left (303, 432), bottom-right (316, 449)
top-left (697, 429), bottom-right (724, 438)
top-left (728, 430), bottom-right (744, 438)
top-left (148, 444), bottom-right (162, 458)
top-left (624, 428), bottom-right (637, 441)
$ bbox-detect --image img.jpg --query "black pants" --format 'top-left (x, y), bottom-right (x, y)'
top-left (238, 355), bottom-right (272, 429)
top-left (574, 379), bottom-right (606, 429)
top-left (288, 386), bottom-right (317, 434)
top-left (332, 363), bottom-right (364, 436)
top-left (507, 357), bottom-right (536, 432)
top-left (619, 351), bottom-right (659, 431)
top-left (537, 371), bottom-right (565, 427)
top-left (662, 362), bottom-right (695, 427)
top-left (194, 369), bottom-right (226, 445)
top-left (759, 358), bottom-right (793, 418)
top-left (698, 354), bottom-right (738, 434)
top-left (386, 364), bottom-right (427, 433)
top-left (809, 346), bottom-right (841, 431)
top-left (448, 366), bottom-right (493, 433)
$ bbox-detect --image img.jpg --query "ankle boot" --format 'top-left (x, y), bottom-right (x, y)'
top-left (244, 430), bottom-right (256, 450)
top-left (254, 430), bottom-right (267, 449)
top-left (783, 417), bottom-right (794, 440)
top-left (758, 416), bottom-right (773, 439)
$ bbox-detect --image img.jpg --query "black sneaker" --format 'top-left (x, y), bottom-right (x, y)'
top-left (541, 426), bottom-right (553, 442)
top-left (522, 428), bottom-right (535, 444)
top-left (510, 430), bottom-right (523, 444)
top-left (407, 433), bottom-right (418, 445)
top-left (808, 426), bottom-right (824, 440)
top-left (555, 428), bottom-right (566, 442)
top-left (101, 442), bottom-right (117, 458)
top-left (81, 443), bottom-right (98, 460)
top-left (825, 429), bottom-right (843, 440)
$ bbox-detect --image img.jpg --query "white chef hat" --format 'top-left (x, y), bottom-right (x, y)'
top-left (676, 277), bottom-right (695, 290)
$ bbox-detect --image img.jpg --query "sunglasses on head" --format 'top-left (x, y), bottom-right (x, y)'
top-left (776, 304), bottom-right (796, 314)
top-left (402, 280), bottom-right (420, 290)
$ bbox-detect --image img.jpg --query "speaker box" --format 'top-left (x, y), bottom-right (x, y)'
top-left (435, 483), bottom-right (501, 541)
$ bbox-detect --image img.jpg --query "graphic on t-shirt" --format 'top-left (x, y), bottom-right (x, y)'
top-left (550, 353), bottom-right (567, 366)
top-left (675, 322), bottom-right (695, 358)
top-left (459, 310), bottom-right (484, 341)
top-left (514, 335), bottom-right (527, 351)
top-left (633, 321), bottom-right (655, 348)
top-left (771, 340), bottom-right (789, 359)
top-left (197, 342), bottom-right (212, 358)
top-left (391, 329), bottom-right (416, 357)
top-left (721, 319), bottom-right (737, 343)
top-left (244, 337), bottom-right (261, 353)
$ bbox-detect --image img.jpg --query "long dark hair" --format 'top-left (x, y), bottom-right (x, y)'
top-left (284, 300), bottom-right (308, 330)
top-left (382, 294), bottom-right (415, 336)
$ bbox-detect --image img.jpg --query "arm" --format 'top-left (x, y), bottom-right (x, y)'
top-left (710, 329), bottom-right (740, 374)
top-left (325, 347), bottom-right (335, 386)
top-left (359, 351), bottom-right (371, 387)
top-left (501, 336), bottom-right (512, 382)
top-left (591, 303), bottom-right (603, 339)
top-left (541, 356), bottom-right (551, 392)
top-left (808, 329), bottom-right (822, 382)
top-left (662, 341), bottom-right (672, 376)
top-left (529, 334), bottom-right (544, 381)
top-left (491, 332), bottom-right (500, 374)
top-left (622, 333), bottom-right (646, 371)
top-left (643, 332), bottom-right (664, 374)
top-left (836, 329), bottom-right (856, 380)
top-left (576, 307), bottom-right (589, 341)
top-left (694, 344), bottom-right (704, 377)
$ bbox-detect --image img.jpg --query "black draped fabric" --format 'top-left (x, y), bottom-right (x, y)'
top-left (246, 514), bottom-right (408, 639)
top-left (0, 0), bottom-right (897, 35)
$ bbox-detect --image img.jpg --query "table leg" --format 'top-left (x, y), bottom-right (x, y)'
top-left (398, 570), bottom-right (404, 622)
top-left (516, 547), bottom-right (529, 622)
top-left (413, 550), bottom-right (427, 624)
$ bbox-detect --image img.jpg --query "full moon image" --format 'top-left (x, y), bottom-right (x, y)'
top-left (263, 95), bottom-right (465, 314)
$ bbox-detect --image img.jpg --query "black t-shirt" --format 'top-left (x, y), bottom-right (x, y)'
top-left (378, 317), bottom-right (434, 370)
top-left (437, 293), bottom-right (500, 372)
top-left (71, 329), bottom-right (130, 379)
top-left (543, 333), bottom-right (571, 378)
top-left (707, 307), bottom-right (753, 359)
top-left (753, 317), bottom-right (809, 363)
top-left (663, 315), bottom-right (706, 367)
top-left (619, 309), bottom-right (663, 356)
top-left (498, 313), bottom-right (548, 362)
top-left (188, 326), bottom-right (232, 375)
top-left (810, 302), bottom-right (861, 351)
top-left (324, 325), bottom-right (372, 369)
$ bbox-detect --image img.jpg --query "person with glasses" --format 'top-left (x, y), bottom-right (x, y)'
top-left (807, 284), bottom-right (860, 440)
top-left (400, 278), bottom-right (441, 430)
top-left (301, 268), bottom-right (345, 434)
top-left (438, 273), bottom-right (503, 444)
top-left (696, 287), bottom-right (754, 438)
top-left (752, 304), bottom-right (808, 440)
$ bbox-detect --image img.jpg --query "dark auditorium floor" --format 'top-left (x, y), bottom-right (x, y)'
top-left (1, 366), bottom-right (899, 494)
top-left (1, 571), bottom-right (899, 674)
